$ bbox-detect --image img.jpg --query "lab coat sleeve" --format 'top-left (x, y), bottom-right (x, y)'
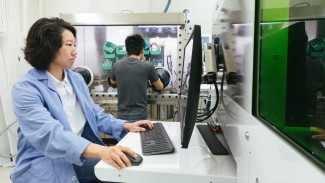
top-left (92, 103), bottom-right (126, 141)
top-left (72, 72), bottom-right (127, 141)
top-left (12, 80), bottom-right (90, 166)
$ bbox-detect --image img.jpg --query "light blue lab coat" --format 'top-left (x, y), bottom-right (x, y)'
top-left (10, 68), bottom-right (126, 183)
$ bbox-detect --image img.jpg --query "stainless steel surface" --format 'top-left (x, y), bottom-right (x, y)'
top-left (262, 5), bottom-right (325, 22)
top-left (91, 93), bottom-right (186, 105)
top-left (221, 5), bottom-right (325, 23)
top-left (91, 93), bottom-right (186, 120)
top-left (60, 13), bottom-right (187, 26)
top-left (150, 104), bottom-right (174, 120)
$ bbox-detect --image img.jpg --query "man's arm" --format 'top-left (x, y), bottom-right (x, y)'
top-left (109, 65), bottom-right (117, 87)
top-left (152, 78), bottom-right (164, 91)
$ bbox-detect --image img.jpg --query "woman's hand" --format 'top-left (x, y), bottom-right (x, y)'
top-left (82, 143), bottom-right (137, 170)
top-left (99, 145), bottom-right (138, 169)
top-left (123, 120), bottom-right (154, 132)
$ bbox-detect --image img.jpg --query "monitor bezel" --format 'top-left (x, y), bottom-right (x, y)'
top-left (180, 25), bottom-right (203, 148)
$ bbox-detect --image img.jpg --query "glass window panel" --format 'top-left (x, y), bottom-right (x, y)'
top-left (258, 0), bottom-right (325, 169)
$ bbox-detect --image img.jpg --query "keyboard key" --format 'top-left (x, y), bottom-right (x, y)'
top-left (140, 123), bottom-right (175, 155)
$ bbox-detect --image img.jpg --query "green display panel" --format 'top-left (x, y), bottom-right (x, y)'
top-left (257, 0), bottom-right (325, 169)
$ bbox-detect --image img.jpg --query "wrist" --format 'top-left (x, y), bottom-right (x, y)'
top-left (82, 143), bottom-right (105, 159)
top-left (123, 121), bottom-right (130, 131)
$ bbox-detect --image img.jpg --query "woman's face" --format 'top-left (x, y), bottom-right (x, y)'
top-left (51, 29), bottom-right (77, 70)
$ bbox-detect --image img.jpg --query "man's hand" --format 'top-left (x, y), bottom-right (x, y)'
top-left (123, 120), bottom-right (154, 132)
top-left (311, 127), bottom-right (325, 140)
top-left (107, 77), bottom-right (117, 88)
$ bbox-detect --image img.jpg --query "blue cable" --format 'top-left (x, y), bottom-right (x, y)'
top-left (164, 0), bottom-right (171, 13)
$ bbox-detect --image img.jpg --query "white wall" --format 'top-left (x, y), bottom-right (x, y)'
top-left (0, 0), bottom-right (23, 166)
top-left (0, 44), bottom-right (12, 166)
top-left (20, 0), bottom-right (216, 35)
top-left (148, 0), bottom-right (216, 34)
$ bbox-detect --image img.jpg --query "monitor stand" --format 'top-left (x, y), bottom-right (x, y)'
top-left (196, 125), bottom-right (229, 155)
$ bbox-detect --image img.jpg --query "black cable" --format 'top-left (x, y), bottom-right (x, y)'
top-left (0, 121), bottom-right (17, 137)
top-left (221, 69), bottom-right (225, 91)
top-left (196, 82), bottom-right (219, 122)
top-left (220, 70), bottom-right (237, 117)
top-left (173, 108), bottom-right (178, 122)
top-left (197, 82), bottom-right (219, 117)
top-left (0, 121), bottom-right (18, 159)
top-left (197, 84), bottom-right (219, 118)
top-left (291, 2), bottom-right (310, 7)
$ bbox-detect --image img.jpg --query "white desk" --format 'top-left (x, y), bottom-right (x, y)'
top-left (95, 122), bottom-right (237, 183)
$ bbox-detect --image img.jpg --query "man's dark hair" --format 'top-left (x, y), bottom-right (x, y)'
top-left (23, 17), bottom-right (76, 70)
top-left (125, 34), bottom-right (146, 56)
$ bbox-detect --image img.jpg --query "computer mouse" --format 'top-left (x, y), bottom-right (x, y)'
top-left (124, 153), bottom-right (143, 166)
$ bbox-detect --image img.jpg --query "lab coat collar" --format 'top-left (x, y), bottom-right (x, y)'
top-left (28, 68), bottom-right (79, 95)
top-left (28, 67), bottom-right (86, 110)
top-left (29, 68), bottom-right (57, 92)
top-left (46, 70), bottom-right (73, 96)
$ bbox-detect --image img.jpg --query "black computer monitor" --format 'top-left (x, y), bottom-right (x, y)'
top-left (180, 25), bottom-right (203, 148)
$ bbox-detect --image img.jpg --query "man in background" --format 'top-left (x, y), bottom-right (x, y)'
top-left (109, 34), bottom-right (164, 122)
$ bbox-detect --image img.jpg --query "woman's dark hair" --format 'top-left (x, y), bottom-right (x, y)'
top-left (125, 34), bottom-right (146, 56)
top-left (23, 17), bottom-right (76, 70)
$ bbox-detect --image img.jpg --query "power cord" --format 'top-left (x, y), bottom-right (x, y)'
top-left (0, 121), bottom-right (18, 159)
top-left (196, 72), bottom-right (220, 122)
top-left (291, 2), bottom-right (310, 7)
top-left (164, 0), bottom-right (172, 13)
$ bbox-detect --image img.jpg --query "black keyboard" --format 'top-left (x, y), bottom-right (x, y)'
top-left (140, 123), bottom-right (175, 155)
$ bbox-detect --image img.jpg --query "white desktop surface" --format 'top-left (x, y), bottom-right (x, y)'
top-left (95, 122), bottom-right (236, 183)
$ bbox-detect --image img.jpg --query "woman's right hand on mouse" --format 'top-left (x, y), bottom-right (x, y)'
top-left (82, 143), bottom-right (137, 170)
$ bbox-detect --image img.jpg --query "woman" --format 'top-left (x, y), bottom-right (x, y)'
top-left (10, 17), bottom-right (153, 183)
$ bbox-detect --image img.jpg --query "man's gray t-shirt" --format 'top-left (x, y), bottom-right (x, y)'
top-left (111, 57), bottom-right (159, 120)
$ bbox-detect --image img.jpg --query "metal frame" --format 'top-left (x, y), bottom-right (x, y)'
top-left (60, 12), bottom-right (193, 121)
top-left (262, 5), bottom-right (325, 22)
top-left (60, 12), bottom-right (187, 26)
